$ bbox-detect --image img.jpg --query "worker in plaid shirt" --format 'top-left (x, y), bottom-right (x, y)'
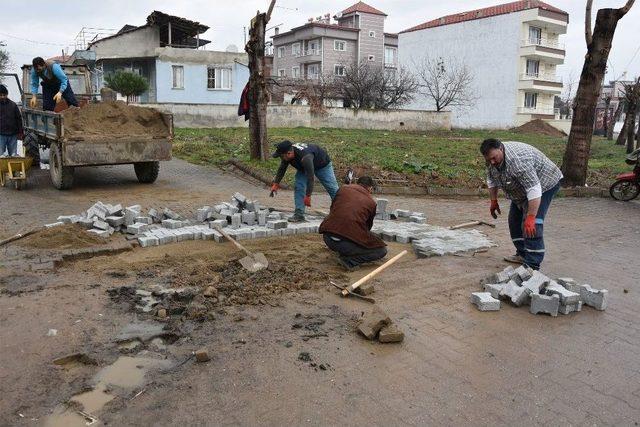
top-left (480, 139), bottom-right (562, 270)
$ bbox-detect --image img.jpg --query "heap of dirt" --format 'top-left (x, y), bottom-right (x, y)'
top-left (512, 119), bottom-right (566, 137)
top-left (18, 224), bottom-right (107, 250)
top-left (62, 101), bottom-right (170, 139)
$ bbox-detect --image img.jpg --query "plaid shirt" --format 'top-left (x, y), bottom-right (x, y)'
top-left (486, 141), bottom-right (562, 202)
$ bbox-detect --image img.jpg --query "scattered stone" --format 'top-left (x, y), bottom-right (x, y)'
top-left (378, 324), bottom-right (405, 343)
top-left (483, 283), bottom-right (505, 299)
top-left (203, 286), bottom-right (218, 298)
top-left (530, 293), bottom-right (560, 317)
top-left (471, 292), bottom-right (501, 311)
top-left (355, 282), bottom-right (375, 296)
top-left (499, 280), bottom-right (529, 306)
top-left (157, 308), bottom-right (167, 318)
top-left (515, 265), bottom-right (533, 282)
top-left (357, 307), bottom-right (391, 340)
top-left (195, 349), bottom-right (210, 362)
top-left (298, 352), bottom-right (312, 362)
top-left (522, 271), bottom-right (550, 296)
top-left (546, 281), bottom-right (581, 305)
top-left (578, 284), bottom-right (608, 311)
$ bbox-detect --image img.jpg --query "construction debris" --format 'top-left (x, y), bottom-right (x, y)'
top-left (356, 307), bottom-right (404, 344)
top-left (472, 266), bottom-right (609, 316)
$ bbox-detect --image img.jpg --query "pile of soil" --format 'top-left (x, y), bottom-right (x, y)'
top-left (62, 101), bottom-right (170, 139)
top-left (18, 224), bottom-right (107, 250)
top-left (512, 119), bottom-right (566, 137)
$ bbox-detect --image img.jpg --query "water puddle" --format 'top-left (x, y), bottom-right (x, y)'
top-left (44, 356), bottom-right (172, 426)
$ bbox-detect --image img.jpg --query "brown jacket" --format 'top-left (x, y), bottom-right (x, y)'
top-left (319, 184), bottom-right (386, 249)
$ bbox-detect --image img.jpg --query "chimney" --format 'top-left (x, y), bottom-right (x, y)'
top-left (308, 17), bottom-right (313, 23)
top-left (274, 27), bottom-right (279, 35)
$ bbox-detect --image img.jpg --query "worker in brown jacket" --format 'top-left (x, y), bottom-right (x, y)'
top-left (319, 176), bottom-right (387, 269)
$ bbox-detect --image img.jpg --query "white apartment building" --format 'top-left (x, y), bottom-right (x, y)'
top-left (399, 0), bottom-right (568, 129)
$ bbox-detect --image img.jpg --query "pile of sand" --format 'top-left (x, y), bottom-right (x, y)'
top-left (512, 119), bottom-right (566, 137)
top-left (18, 224), bottom-right (108, 250)
top-left (62, 101), bottom-right (170, 139)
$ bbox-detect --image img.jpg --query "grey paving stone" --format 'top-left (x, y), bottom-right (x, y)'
top-left (106, 216), bottom-right (125, 227)
top-left (162, 219), bottom-right (182, 229)
top-left (87, 229), bottom-right (109, 238)
top-left (530, 293), bottom-right (560, 317)
top-left (210, 219), bottom-right (228, 229)
top-left (557, 277), bottom-right (581, 293)
top-left (483, 283), bottom-right (505, 299)
top-left (93, 219), bottom-right (110, 231)
top-left (546, 281), bottom-right (581, 305)
top-left (558, 301), bottom-right (583, 315)
top-left (578, 284), bottom-right (608, 311)
top-left (135, 216), bottom-right (153, 225)
top-left (500, 280), bottom-right (529, 306)
top-left (522, 271), bottom-right (550, 296)
top-left (127, 223), bottom-right (150, 234)
top-left (267, 220), bottom-right (288, 229)
top-left (138, 236), bottom-right (159, 248)
top-left (231, 213), bottom-right (242, 229)
top-left (471, 292), bottom-right (501, 311)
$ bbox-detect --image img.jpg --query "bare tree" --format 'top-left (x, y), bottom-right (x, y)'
top-left (561, 0), bottom-right (635, 187)
top-left (558, 71), bottom-right (577, 119)
top-left (245, 0), bottom-right (275, 161)
top-left (339, 61), bottom-right (417, 110)
top-left (414, 57), bottom-right (477, 112)
top-left (608, 99), bottom-right (623, 140)
top-left (0, 41), bottom-right (10, 76)
top-left (617, 77), bottom-right (640, 152)
top-left (275, 74), bottom-right (338, 115)
top-left (602, 95), bottom-right (611, 135)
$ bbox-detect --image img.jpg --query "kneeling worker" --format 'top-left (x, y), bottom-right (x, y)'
top-left (270, 140), bottom-right (339, 222)
top-left (319, 176), bottom-right (387, 269)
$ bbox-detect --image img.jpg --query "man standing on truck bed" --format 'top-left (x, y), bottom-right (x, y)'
top-left (29, 57), bottom-right (78, 111)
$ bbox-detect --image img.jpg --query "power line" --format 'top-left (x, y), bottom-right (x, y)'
top-left (0, 31), bottom-right (66, 47)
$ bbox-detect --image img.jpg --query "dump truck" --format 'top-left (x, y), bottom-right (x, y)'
top-left (15, 64), bottom-right (173, 190)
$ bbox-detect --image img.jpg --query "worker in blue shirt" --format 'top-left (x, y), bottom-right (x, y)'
top-left (29, 57), bottom-right (78, 111)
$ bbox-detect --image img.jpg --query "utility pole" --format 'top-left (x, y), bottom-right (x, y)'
top-left (245, 0), bottom-right (276, 160)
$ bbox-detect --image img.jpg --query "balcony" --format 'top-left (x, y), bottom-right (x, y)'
top-left (517, 107), bottom-right (555, 116)
top-left (518, 72), bottom-right (563, 94)
top-left (522, 38), bottom-right (565, 50)
top-left (295, 48), bottom-right (322, 64)
top-left (520, 38), bottom-right (565, 64)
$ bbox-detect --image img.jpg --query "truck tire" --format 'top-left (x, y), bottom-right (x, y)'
top-left (134, 161), bottom-right (159, 184)
top-left (23, 132), bottom-right (41, 169)
top-left (50, 142), bottom-right (74, 190)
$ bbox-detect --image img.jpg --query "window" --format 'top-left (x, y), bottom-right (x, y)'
top-left (292, 66), bottom-right (300, 78)
top-left (172, 65), bottom-right (184, 89)
top-left (367, 55), bottom-right (375, 61)
top-left (369, 30), bottom-right (376, 38)
top-left (334, 64), bottom-right (345, 76)
top-left (529, 26), bottom-right (542, 44)
top-left (207, 67), bottom-right (232, 89)
top-left (278, 69), bottom-right (286, 77)
top-left (384, 47), bottom-right (396, 65)
top-left (525, 59), bottom-right (539, 77)
top-left (524, 92), bottom-right (538, 109)
top-left (334, 40), bottom-right (346, 51)
top-left (277, 46), bottom-right (285, 58)
top-left (292, 42), bottom-right (301, 57)
top-left (307, 64), bottom-right (319, 79)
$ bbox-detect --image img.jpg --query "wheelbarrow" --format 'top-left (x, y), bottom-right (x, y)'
top-left (0, 156), bottom-right (33, 190)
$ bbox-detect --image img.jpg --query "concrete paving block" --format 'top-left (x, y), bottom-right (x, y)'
top-left (231, 213), bottom-right (242, 229)
top-left (515, 265), bottom-right (533, 281)
top-left (213, 204), bottom-right (226, 213)
top-left (252, 228), bottom-right (267, 239)
top-left (138, 236), bottom-right (159, 248)
top-left (162, 207), bottom-right (181, 220)
top-left (234, 229), bottom-right (252, 240)
top-left (500, 280), bottom-right (529, 306)
top-left (158, 235), bottom-right (174, 245)
top-left (77, 217), bottom-right (95, 229)
top-left (409, 215), bottom-right (426, 224)
top-left (578, 285), bottom-right (608, 311)
top-left (210, 219), bottom-right (228, 229)
top-left (161, 219), bottom-right (182, 229)
top-left (267, 213), bottom-right (281, 221)
top-left (381, 231), bottom-right (395, 242)
top-left (106, 216), bottom-right (125, 227)
top-left (126, 204), bottom-right (142, 213)
top-left (395, 233), bottom-right (412, 244)
top-left (558, 301), bottom-right (583, 315)
top-left (56, 215), bottom-right (76, 224)
top-left (233, 192), bottom-right (247, 205)
top-left (267, 220), bottom-right (288, 229)
top-left (530, 293), bottom-right (560, 317)
top-left (394, 209), bottom-right (411, 218)
top-left (242, 211), bottom-right (256, 226)
top-left (378, 324), bottom-right (404, 343)
top-left (189, 227), bottom-right (203, 240)
top-left (108, 204), bottom-right (123, 216)
top-left (93, 219), bottom-right (110, 231)
top-left (557, 277), bottom-right (581, 293)
top-left (257, 210), bottom-right (267, 226)
top-left (545, 281), bottom-right (581, 305)
top-left (245, 200), bottom-right (257, 212)
top-left (281, 228), bottom-right (296, 236)
top-left (219, 209), bottom-right (234, 218)
top-left (522, 271), bottom-right (550, 296)
top-left (148, 208), bottom-right (161, 222)
top-left (471, 292), bottom-right (501, 311)
top-left (196, 207), bottom-right (212, 222)
top-left (357, 307), bottom-right (391, 340)
top-left (375, 198), bottom-right (388, 215)
top-left (127, 223), bottom-right (149, 235)
top-left (135, 216), bottom-right (153, 225)
top-left (266, 228), bottom-right (281, 238)
top-left (124, 208), bottom-right (139, 226)
top-left (483, 283), bottom-right (505, 299)
top-left (87, 229), bottom-right (109, 238)
top-left (200, 229), bottom-right (218, 241)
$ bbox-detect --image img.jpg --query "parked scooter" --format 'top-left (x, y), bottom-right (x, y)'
top-left (610, 149), bottom-right (640, 201)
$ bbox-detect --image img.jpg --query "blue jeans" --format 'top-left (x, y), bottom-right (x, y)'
top-left (0, 134), bottom-right (18, 156)
top-left (294, 162), bottom-right (339, 215)
top-left (508, 183), bottom-right (560, 270)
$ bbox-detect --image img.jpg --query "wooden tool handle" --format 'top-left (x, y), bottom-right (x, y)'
top-left (342, 250), bottom-right (408, 296)
top-left (214, 226), bottom-right (252, 256)
top-left (449, 221), bottom-right (481, 230)
top-left (0, 227), bottom-right (43, 247)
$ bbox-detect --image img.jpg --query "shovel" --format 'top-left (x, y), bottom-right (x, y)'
top-left (214, 226), bottom-right (269, 272)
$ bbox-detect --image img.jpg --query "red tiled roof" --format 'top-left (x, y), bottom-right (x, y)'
top-left (341, 1), bottom-right (387, 17)
top-left (400, 0), bottom-right (567, 34)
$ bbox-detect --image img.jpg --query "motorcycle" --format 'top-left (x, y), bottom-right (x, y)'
top-left (609, 148), bottom-right (640, 201)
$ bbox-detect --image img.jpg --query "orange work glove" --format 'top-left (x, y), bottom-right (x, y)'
top-left (303, 195), bottom-right (311, 207)
top-left (524, 214), bottom-right (536, 238)
top-left (269, 183), bottom-right (279, 197)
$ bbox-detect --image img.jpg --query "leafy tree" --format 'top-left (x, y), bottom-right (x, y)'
top-left (104, 71), bottom-right (149, 103)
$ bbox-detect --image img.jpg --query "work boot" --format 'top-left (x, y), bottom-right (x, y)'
top-left (288, 213), bottom-right (306, 223)
top-left (337, 257), bottom-right (360, 271)
top-left (503, 254), bottom-right (525, 264)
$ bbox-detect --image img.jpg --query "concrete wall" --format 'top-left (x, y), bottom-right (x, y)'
top-left (399, 12), bottom-right (522, 129)
top-left (141, 103), bottom-right (450, 131)
top-left (90, 26), bottom-right (160, 59)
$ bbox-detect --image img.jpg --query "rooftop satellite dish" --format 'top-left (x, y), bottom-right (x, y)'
top-left (226, 44), bottom-right (239, 53)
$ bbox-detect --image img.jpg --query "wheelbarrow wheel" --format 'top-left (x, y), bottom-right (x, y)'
top-left (50, 142), bottom-right (74, 190)
top-left (134, 161), bottom-right (159, 184)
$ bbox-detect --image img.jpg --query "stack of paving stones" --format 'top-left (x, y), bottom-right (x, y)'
top-left (374, 198), bottom-right (426, 225)
top-left (471, 265), bottom-right (608, 316)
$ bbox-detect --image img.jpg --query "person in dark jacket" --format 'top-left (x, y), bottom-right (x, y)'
top-left (270, 140), bottom-right (339, 222)
top-left (0, 84), bottom-right (23, 157)
top-left (319, 176), bottom-right (387, 269)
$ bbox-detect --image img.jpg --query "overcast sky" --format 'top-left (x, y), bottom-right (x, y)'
top-left (2, 0), bottom-right (639, 93)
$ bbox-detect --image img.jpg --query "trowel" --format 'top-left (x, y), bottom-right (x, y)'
top-left (214, 226), bottom-right (269, 272)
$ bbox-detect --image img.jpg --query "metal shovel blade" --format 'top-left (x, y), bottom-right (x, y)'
top-left (238, 252), bottom-right (269, 272)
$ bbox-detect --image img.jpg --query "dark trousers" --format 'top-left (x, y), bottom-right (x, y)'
top-left (323, 233), bottom-right (387, 268)
top-left (508, 183), bottom-right (560, 270)
top-left (42, 83), bottom-right (78, 111)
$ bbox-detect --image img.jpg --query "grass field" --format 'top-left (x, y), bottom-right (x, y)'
top-left (173, 127), bottom-right (628, 188)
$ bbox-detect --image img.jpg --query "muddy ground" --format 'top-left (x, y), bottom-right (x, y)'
top-left (1, 162), bottom-right (639, 426)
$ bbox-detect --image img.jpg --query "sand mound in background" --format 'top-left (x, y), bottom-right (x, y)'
top-left (62, 101), bottom-right (170, 139)
top-left (512, 119), bottom-right (566, 137)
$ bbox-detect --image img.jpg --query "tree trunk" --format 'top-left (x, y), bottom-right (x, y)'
top-left (245, 2), bottom-right (275, 161)
top-left (603, 97), bottom-right (611, 136)
top-left (617, 111), bottom-right (630, 145)
top-left (608, 101), bottom-right (623, 140)
top-left (561, 3), bottom-right (634, 186)
top-left (627, 105), bottom-right (637, 153)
